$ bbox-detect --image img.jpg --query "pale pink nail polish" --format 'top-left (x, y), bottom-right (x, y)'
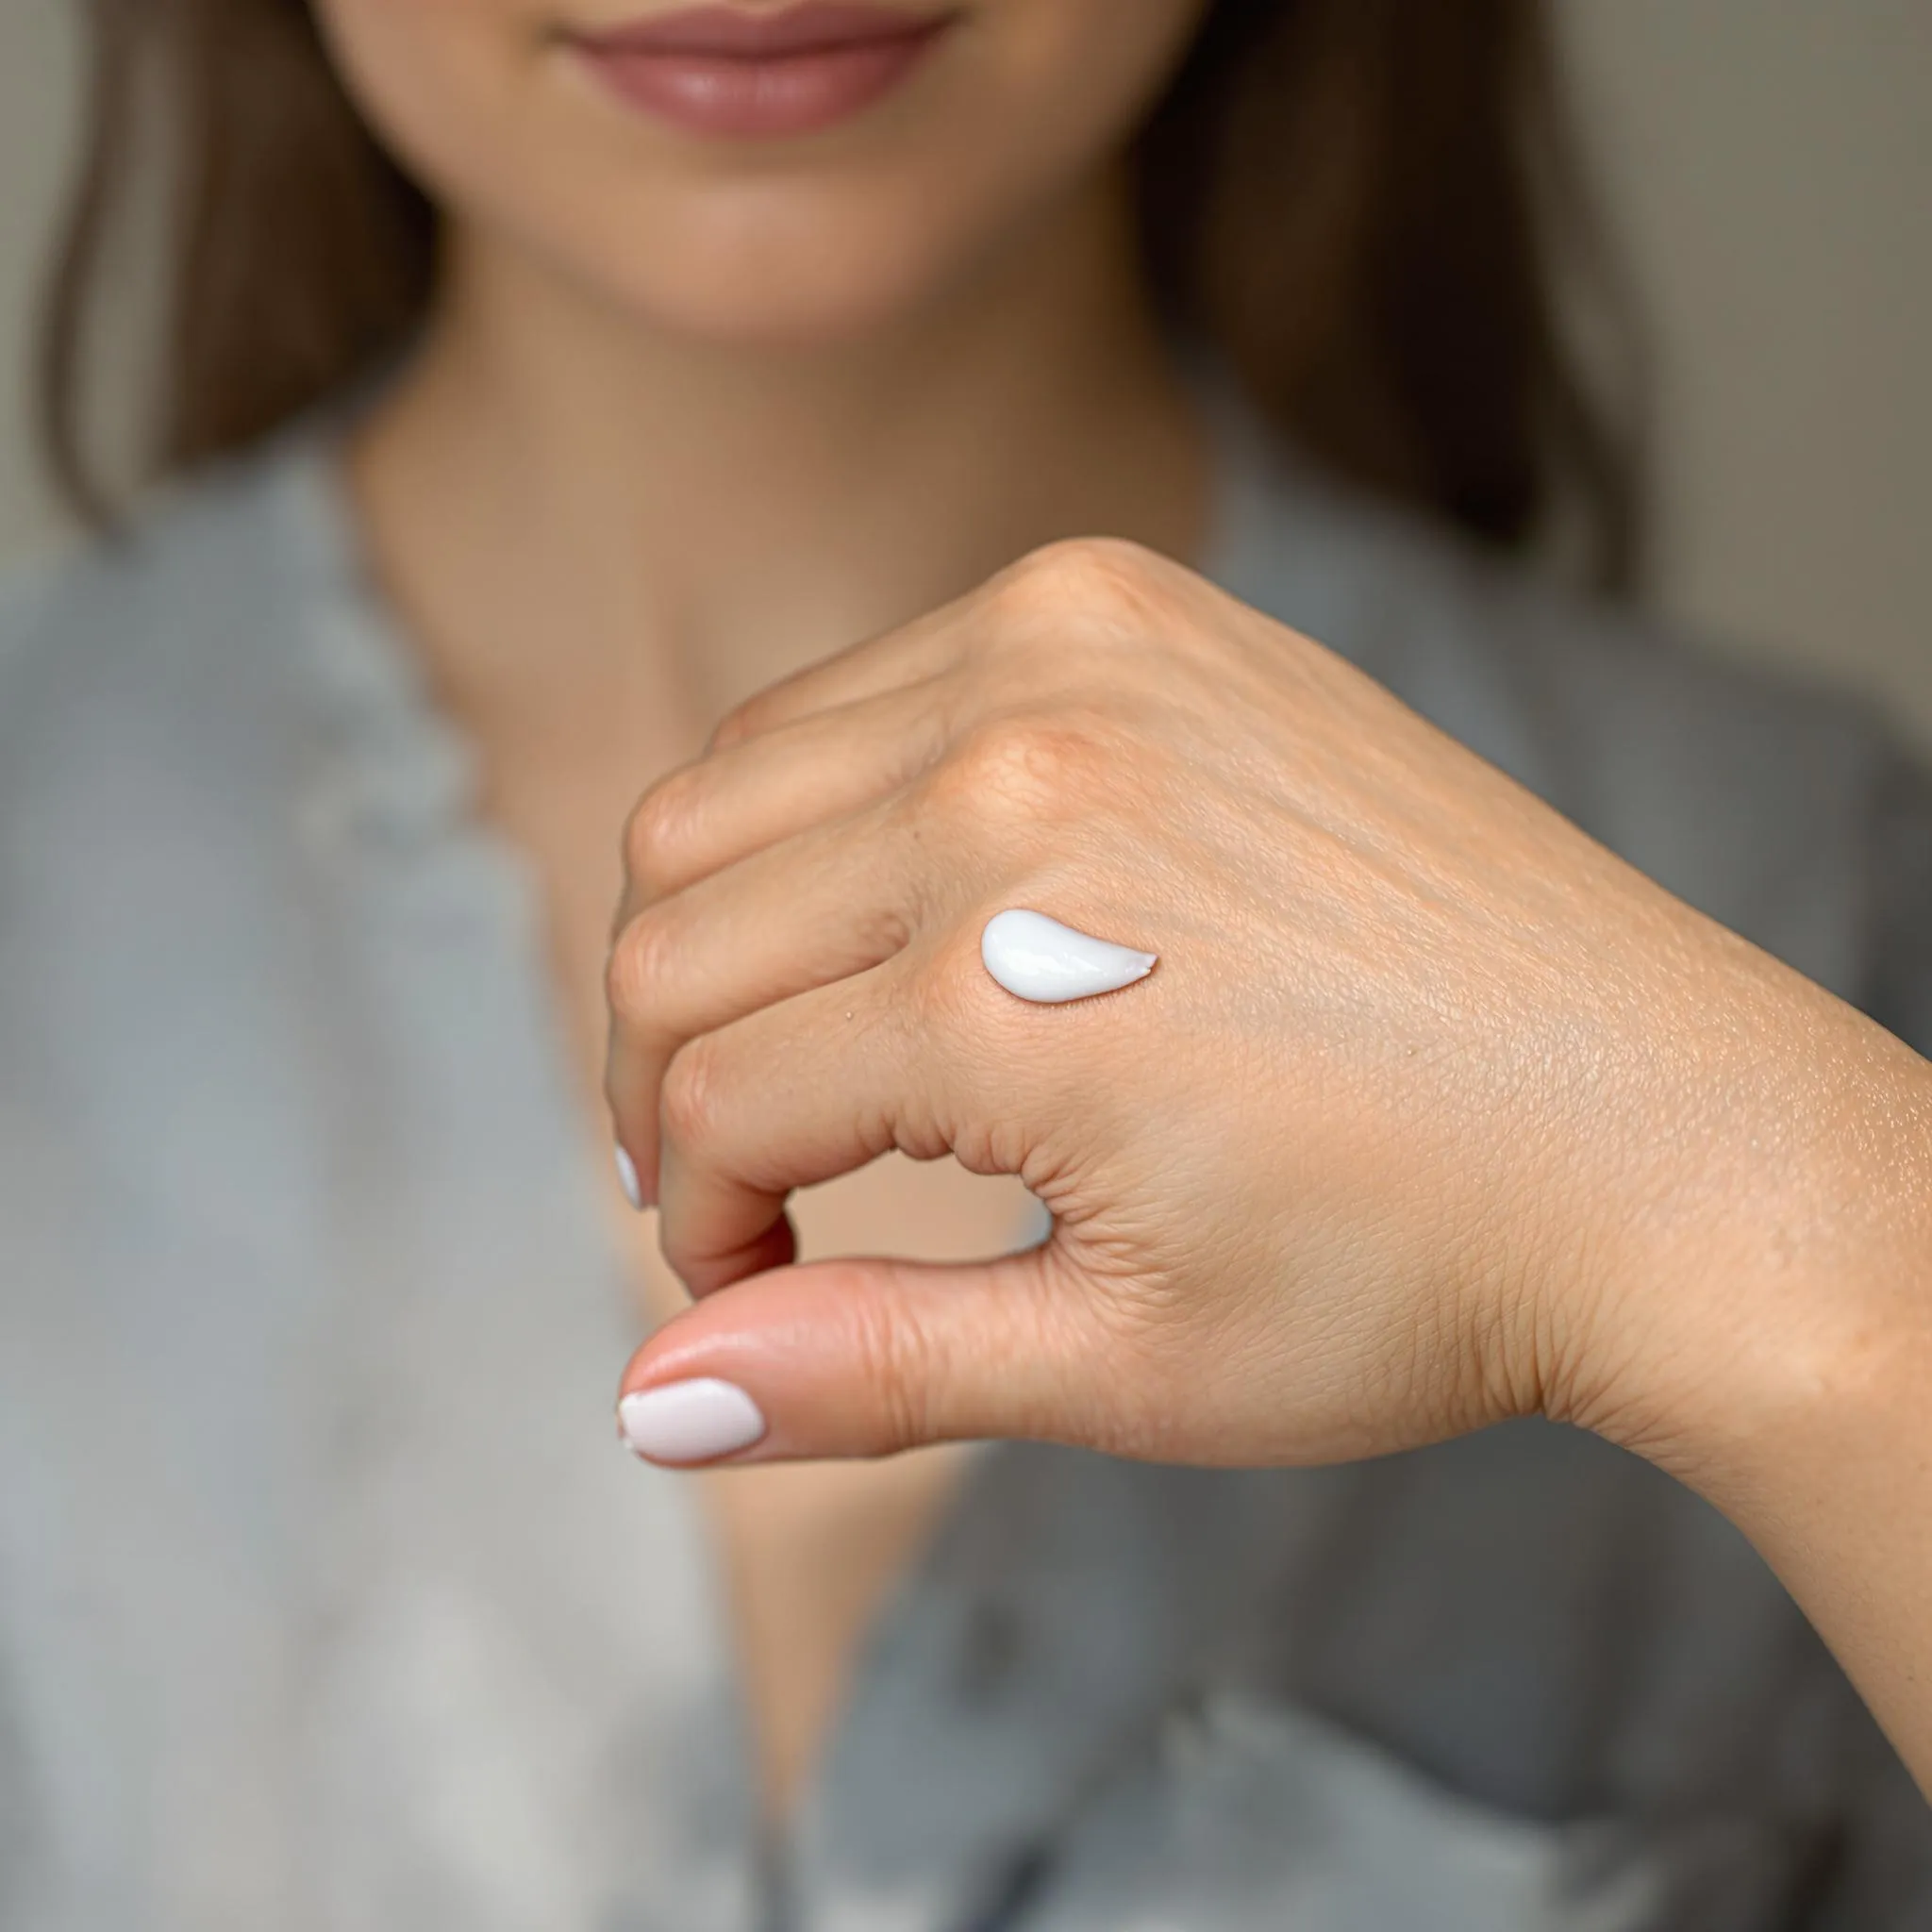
top-left (614, 1144), bottom-right (646, 1211)
top-left (618, 1379), bottom-right (767, 1465)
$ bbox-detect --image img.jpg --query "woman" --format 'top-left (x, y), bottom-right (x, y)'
top-left (3, 0), bottom-right (1928, 1924)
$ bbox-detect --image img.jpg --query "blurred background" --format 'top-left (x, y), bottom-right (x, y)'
top-left (2, 0), bottom-right (1927, 750)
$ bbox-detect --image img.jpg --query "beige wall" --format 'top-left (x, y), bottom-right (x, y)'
top-left (1559, 0), bottom-right (1932, 748)
top-left (2, 2), bottom-right (1928, 748)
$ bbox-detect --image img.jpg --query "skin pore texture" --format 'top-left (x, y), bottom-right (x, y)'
top-left (325, 0), bottom-right (1211, 1820)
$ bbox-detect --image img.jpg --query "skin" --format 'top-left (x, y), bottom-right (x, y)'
top-left (325, 0), bottom-right (1209, 1812)
top-left (606, 544), bottom-right (1932, 1790)
top-left (314, 0), bottom-right (1932, 1811)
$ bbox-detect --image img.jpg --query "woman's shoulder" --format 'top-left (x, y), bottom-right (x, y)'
top-left (0, 427), bottom-right (451, 1015)
top-left (1212, 425), bottom-right (1932, 1029)
top-left (0, 434), bottom-right (328, 726)
top-left (0, 429), bottom-right (423, 898)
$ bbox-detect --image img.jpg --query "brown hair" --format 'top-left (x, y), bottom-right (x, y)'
top-left (42, 0), bottom-right (1646, 582)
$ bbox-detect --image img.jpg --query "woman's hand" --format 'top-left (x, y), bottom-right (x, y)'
top-left (605, 537), bottom-right (1932, 1780)
top-left (603, 537), bottom-right (1929, 1486)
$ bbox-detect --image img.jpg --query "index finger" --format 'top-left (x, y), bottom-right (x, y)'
top-left (653, 937), bottom-right (1041, 1296)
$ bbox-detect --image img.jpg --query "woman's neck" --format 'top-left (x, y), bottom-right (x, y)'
top-left (349, 167), bottom-right (1209, 740)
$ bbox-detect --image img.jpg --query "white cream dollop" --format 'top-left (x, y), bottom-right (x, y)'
top-left (979, 908), bottom-right (1158, 1004)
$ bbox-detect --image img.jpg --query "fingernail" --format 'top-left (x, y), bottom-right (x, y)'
top-left (614, 1143), bottom-right (646, 1211)
top-left (618, 1379), bottom-right (767, 1465)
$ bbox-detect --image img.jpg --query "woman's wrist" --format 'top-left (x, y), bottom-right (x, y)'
top-left (1558, 974), bottom-right (1932, 1778)
top-left (1573, 973), bottom-right (1931, 1499)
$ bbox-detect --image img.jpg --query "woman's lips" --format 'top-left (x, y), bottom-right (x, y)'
top-left (567, 4), bottom-right (958, 138)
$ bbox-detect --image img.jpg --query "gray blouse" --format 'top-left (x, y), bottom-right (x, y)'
top-left (2, 404), bottom-right (1929, 1932)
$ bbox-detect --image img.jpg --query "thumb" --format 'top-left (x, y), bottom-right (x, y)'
top-left (614, 1246), bottom-right (1108, 1465)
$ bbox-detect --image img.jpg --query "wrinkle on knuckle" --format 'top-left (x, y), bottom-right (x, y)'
top-left (623, 772), bottom-right (706, 895)
top-left (844, 1286), bottom-right (935, 1451)
top-left (708, 688), bottom-right (782, 752)
top-left (659, 1036), bottom-right (727, 1154)
top-left (605, 911), bottom-right (681, 1029)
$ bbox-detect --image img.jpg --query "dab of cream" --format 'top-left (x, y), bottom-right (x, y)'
top-left (980, 908), bottom-right (1157, 1004)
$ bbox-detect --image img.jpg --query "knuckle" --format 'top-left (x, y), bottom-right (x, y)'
top-left (621, 771), bottom-right (706, 895)
top-left (844, 1287), bottom-right (937, 1450)
top-left (929, 712), bottom-right (1113, 827)
top-left (604, 910), bottom-right (682, 1027)
top-left (658, 1035), bottom-right (727, 1152)
top-left (987, 535), bottom-right (1165, 631)
top-left (707, 700), bottom-right (759, 753)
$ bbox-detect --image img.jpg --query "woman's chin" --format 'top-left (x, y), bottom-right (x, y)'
top-left (497, 171), bottom-right (1034, 354)
top-left (578, 247), bottom-right (979, 354)
top-left (626, 275), bottom-right (940, 350)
